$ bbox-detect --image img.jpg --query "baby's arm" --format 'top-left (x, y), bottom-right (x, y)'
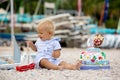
top-left (52, 49), bottom-right (61, 58)
top-left (27, 41), bottom-right (37, 51)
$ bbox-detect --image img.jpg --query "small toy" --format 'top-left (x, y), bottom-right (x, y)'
top-left (16, 63), bottom-right (35, 72)
top-left (16, 42), bottom-right (35, 72)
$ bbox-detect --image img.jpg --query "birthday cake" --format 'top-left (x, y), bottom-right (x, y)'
top-left (80, 34), bottom-right (110, 70)
top-left (80, 48), bottom-right (109, 65)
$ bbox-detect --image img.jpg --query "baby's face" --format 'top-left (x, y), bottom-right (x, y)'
top-left (38, 27), bottom-right (52, 41)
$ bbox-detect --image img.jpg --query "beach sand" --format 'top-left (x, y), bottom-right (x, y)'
top-left (0, 48), bottom-right (120, 80)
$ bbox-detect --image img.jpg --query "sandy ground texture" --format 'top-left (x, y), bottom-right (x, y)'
top-left (0, 48), bottom-right (120, 80)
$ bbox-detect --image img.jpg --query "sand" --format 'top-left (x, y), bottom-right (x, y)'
top-left (0, 48), bottom-right (120, 80)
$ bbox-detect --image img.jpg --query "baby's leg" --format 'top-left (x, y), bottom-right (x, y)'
top-left (40, 58), bottom-right (64, 70)
top-left (59, 60), bottom-right (81, 70)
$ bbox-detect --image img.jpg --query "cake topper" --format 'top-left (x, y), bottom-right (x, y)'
top-left (87, 34), bottom-right (104, 48)
top-left (93, 34), bottom-right (104, 48)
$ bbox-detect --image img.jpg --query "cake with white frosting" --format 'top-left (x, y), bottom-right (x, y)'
top-left (80, 34), bottom-right (110, 70)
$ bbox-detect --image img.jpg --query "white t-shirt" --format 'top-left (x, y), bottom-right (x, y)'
top-left (34, 37), bottom-right (61, 65)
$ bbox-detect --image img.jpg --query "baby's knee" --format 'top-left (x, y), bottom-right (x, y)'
top-left (39, 58), bottom-right (49, 67)
top-left (40, 58), bottom-right (49, 64)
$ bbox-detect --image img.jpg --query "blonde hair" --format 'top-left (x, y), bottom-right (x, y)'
top-left (37, 19), bottom-right (55, 35)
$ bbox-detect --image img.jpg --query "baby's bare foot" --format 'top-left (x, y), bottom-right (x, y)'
top-left (75, 60), bottom-right (82, 70)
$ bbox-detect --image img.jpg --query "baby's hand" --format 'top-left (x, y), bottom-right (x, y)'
top-left (52, 50), bottom-right (61, 58)
top-left (26, 41), bottom-right (37, 51)
top-left (26, 41), bottom-right (34, 47)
